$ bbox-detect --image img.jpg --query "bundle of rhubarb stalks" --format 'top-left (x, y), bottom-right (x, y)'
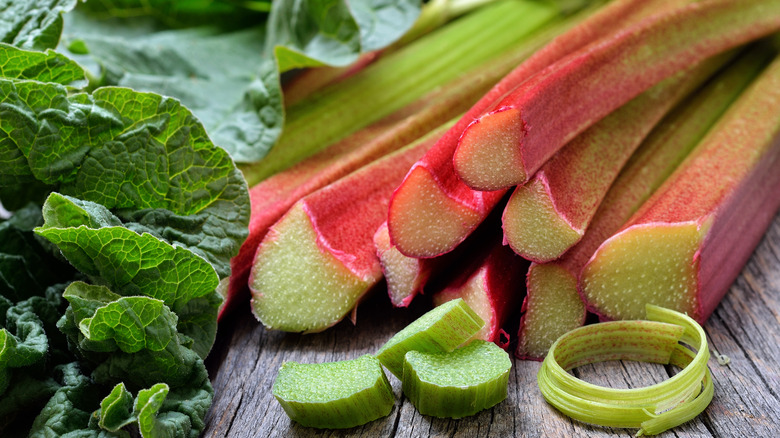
top-left (225, 0), bottom-right (780, 361)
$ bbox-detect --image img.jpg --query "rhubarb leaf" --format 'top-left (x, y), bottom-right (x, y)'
top-left (0, 43), bottom-right (85, 85)
top-left (37, 196), bottom-right (221, 359)
top-left (267, 0), bottom-right (420, 71)
top-left (0, 79), bottom-right (250, 278)
top-left (60, 12), bottom-right (280, 163)
top-left (0, 0), bottom-right (78, 51)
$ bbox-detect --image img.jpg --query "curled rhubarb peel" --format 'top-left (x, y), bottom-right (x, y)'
top-left (580, 48), bottom-right (780, 323)
top-left (272, 355), bottom-right (394, 429)
top-left (388, 0), bottom-right (690, 258)
top-left (455, 0), bottom-right (780, 191)
top-left (515, 44), bottom-right (772, 360)
top-left (538, 305), bottom-right (714, 436)
top-left (402, 340), bottom-right (512, 419)
top-left (375, 298), bottom-right (484, 379)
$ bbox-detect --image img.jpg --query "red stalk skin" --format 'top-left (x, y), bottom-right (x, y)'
top-left (454, 0), bottom-right (780, 191)
top-left (580, 52), bottom-right (780, 324)
top-left (250, 124), bottom-right (450, 323)
top-left (388, 0), bottom-right (689, 259)
top-left (433, 221), bottom-right (528, 349)
top-left (221, 68), bottom-right (499, 320)
top-left (501, 52), bottom-right (730, 263)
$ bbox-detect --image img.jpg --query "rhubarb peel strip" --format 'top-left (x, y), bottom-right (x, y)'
top-left (537, 305), bottom-right (713, 436)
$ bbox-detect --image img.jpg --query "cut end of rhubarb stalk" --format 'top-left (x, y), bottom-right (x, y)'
top-left (250, 204), bottom-right (373, 333)
top-left (402, 340), bottom-right (511, 419)
top-left (388, 165), bottom-right (482, 258)
top-left (454, 108), bottom-right (527, 190)
top-left (374, 222), bottom-right (424, 307)
top-left (580, 222), bottom-right (704, 321)
top-left (516, 263), bottom-right (585, 360)
top-left (502, 178), bottom-right (583, 262)
top-left (433, 269), bottom-right (493, 342)
top-left (376, 298), bottom-right (484, 379)
top-left (272, 355), bottom-right (394, 429)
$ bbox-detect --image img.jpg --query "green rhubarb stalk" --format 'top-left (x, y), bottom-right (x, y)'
top-left (376, 298), bottom-right (484, 379)
top-left (537, 305), bottom-right (713, 435)
top-left (272, 355), bottom-right (394, 429)
top-left (239, 0), bottom-right (561, 185)
top-left (402, 340), bottom-right (511, 419)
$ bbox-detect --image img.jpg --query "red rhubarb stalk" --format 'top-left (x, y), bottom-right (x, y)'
top-left (516, 46), bottom-right (771, 359)
top-left (579, 50), bottom-right (780, 323)
top-left (501, 53), bottom-right (730, 263)
top-left (454, 0), bottom-right (780, 191)
top-left (249, 123), bottom-right (452, 332)
top-left (388, 0), bottom-right (687, 258)
top-left (222, 42), bottom-right (557, 320)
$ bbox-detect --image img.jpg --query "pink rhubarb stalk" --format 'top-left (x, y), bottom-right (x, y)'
top-left (249, 124), bottom-right (451, 332)
top-left (454, 0), bottom-right (780, 191)
top-left (579, 50), bottom-right (780, 324)
top-left (222, 63), bottom-right (506, 319)
top-left (388, 0), bottom-right (688, 258)
top-left (501, 53), bottom-right (729, 263)
top-left (516, 45), bottom-right (771, 359)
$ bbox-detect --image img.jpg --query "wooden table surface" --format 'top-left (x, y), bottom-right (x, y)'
top-left (202, 212), bottom-right (780, 437)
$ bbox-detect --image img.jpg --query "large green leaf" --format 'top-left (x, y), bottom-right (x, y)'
top-left (60, 0), bottom-right (421, 163)
top-left (60, 13), bottom-right (282, 163)
top-left (0, 0), bottom-right (78, 51)
top-left (267, 0), bottom-right (420, 71)
top-left (0, 79), bottom-right (250, 278)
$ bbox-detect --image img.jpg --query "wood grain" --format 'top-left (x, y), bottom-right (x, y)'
top-left (203, 213), bottom-right (780, 437)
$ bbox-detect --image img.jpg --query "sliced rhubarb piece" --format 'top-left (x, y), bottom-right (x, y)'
top-left (272, 355), bottom-right (394, 429)
top-left (402, 340), bottom-right (511, 419)
top-left (249, 125), bottom-right (450, 333)
top-left (580, 51), bottom-right (780, 323)
top-left (454, 0), bottom-right (780, 190)
top-left (239, 0), bottom-right (559, 184)
top-left (376, 298), bottom-right (484, 379)
top-left (516, 46), bottom-right (771, 359)
top-left (432, 230), bottom-right (527, 346)
top-left (223, 52), bottom-right (511, 320)
top-left (388, 0), bottom-right (685, 258)
top-left (502, 53), bottom-right (730, 263)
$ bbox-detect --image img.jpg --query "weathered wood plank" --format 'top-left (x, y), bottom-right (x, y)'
top-left (203, 214), bottom-right (780, 437)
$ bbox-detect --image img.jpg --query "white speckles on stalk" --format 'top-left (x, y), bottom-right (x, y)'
top-left (581, 223), bottom-right (703, 320)
top-left (251, 204), bottom-right (371, 332)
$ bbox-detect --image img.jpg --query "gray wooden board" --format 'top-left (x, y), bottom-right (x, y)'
top-left (203, 213), bottom-right (780, 437)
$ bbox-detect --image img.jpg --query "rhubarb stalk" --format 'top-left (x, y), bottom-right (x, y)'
top-left (516, 46), bottom-right (771, 359)
top-left (223, 50), bottom-right (523, 319)
top-left (388, 0), bottom-right (686, 258)
top-left (249, 124), bottom-right (452, 332)
top-left (579, 50), bottom-right (780, 323)
top-left (501, 53), bottom-right (731, 263)
top-left (454, 0), bottom-right (780, 191)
